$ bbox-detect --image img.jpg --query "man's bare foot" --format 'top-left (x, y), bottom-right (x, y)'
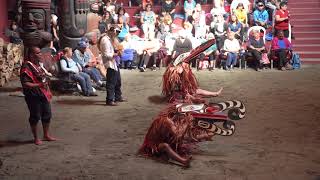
top-left (182, 156), bottom-right (192, 167)
top-left (34, 139), bottom-right (43, 145)
top-left (43, 135), bottom-right (57, 141)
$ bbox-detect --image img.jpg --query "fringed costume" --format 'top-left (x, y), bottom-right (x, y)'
top-left (139, 39), bottom-right (246, 167)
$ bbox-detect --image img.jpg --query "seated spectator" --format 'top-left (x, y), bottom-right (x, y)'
top-left (231, 0), bottom-right (251, 13)
top-left (212, 14), bottom-right (228, 51)
top-left (161, 0), bottom-right (176, 19)
top-left (117, 16), bottom-right (130, 41)
top-left (141, 4), bottom-right (157, 40)
top-left (248, 30), bottom-right (266, 71)
top-left (234, 3), bottom-right (247, 25)
top-left (98, 11), bottom-right (114, 34)
top-left (183, 20), bottom-right (194, 39)
top-left (192, 4), bottom-right (207, 39)
top-left (110, 0), bottom-right (120, 13)
top-left (113, 7), bottom-right (130, 26)
top-left (265, 0), bottom-right (277, 23)
top-left (83, 34), bottom-right (108, 78)
top-left (172, 31), bottom-right (193, 60)
top-left (197, 33), bottom-right (220, 71)
top-left (72, 40), bottom-right (104, 87)
top-left (228, 15), bottom-right (242, 40)
top-left (143, 0), bottom-right (153, 10)
top-left (138, 39), bottom-right (161, 72)
top-left (121, 34), bottom-right (139, 68)
top-left (184, 0), bottom-right (196, 22)
top-left (5, 21), bottom-right (22, 44)
top-left (156, 14), bottom-right (172, 41)
top-left (99, 0), bottom-right (110, 15)
top-left (253, 1), bottom-right (269, 29)
top-left (274, 2), bottom-right (290, 38)
top-left (271, 30), bottom-right (292, 71)
top-left (223, 32), bottom-right (241, 70)
top-left (212, 0), bottom-right (226, 17)
top-left (106, 0), bottom-right (116, 17)
top-left (60, 47), bottom-right (97, 96)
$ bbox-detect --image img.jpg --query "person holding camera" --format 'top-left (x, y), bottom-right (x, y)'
top-left (20, 47), bottom-right (57, 145)
top-left (98, 28), bottom-right (127, 106)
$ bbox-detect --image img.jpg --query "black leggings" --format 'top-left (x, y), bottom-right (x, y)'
top-left (25, 95), bottom-right (51, 126)
top-left (249, 49), bottom-right (262, 68)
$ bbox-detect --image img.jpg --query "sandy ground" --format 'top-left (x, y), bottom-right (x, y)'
top-left (0, 65), bottom-right (319, 180)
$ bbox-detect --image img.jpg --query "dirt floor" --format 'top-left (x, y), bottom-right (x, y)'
top-left (0, 65), bottom-right (319, 180)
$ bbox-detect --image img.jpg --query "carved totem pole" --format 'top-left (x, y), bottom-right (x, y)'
top-left (57, 0), bottom-right (91, 49)
top-left (20, 0), bottom-right (52, 51)
top-left (20, 0), bottom-right (100, 51)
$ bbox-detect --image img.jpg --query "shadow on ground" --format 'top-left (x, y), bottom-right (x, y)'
top-left (55, 99), bottom-right (106, 106)
top-left (0, 140), bottom-right (33, 148)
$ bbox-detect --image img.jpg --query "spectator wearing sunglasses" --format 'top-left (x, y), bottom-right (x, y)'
top-left (253, 1), bottom-right (269, 29)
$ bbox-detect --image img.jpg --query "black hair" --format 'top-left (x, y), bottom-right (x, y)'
top-left (146, 3), bottom-right (152, 8)
top-left (117, 7), bottom-right (126, 15)
top-left (280, 1), bottom-right (287, 8)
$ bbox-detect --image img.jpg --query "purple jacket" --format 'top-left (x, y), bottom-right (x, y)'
top-left (271, 37), bottom-right (292, 50)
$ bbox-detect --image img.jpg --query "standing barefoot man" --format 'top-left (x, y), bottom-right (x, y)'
top-left (20, 47), bottom-right (57, 145)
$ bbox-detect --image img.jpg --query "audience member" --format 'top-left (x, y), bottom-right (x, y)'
top-left (271, 30), bottom-right (292, 71)
top-left (212, 14), bottom-right (227, 51)
top-left (172, 31), bottom-right (193, 60)
top-left (138, 39), bottom-right (161, 71)
top-left (141, 4), bottom-right (157, 40)
top-left (156, 14), bottom-right (172, 41)
top-left (193, 4), bottom-right (207, 39)
top-left (117, 16), bottom-right (130, 41)
top-left (253, 1), bottom-right (269, 29)
top-left (234, 3), bottom-right (247, 25)
top-left (60, 47), bottom-right (97, 96)
top-left (184, 0), bottom-right (196, 22)
top-left (114, 7), bottom-right (130, 26)
top-left (143, 0), bottom-right (154, 10)
top-left (212, 0), bottom-right (226, 16)
top-left (99, 11), bottom-right (114, 34)
top-left (197, 33), bottom-right (219, 71)
top-left (72, 40), bottom-right (104, 87)
top-left (223, 32), bottom-right (241, 70)
top-left (248, 30), bottom-right (266, 71)
top-left (228, 15), bottom-right (242, 40)
top-left (275, 1), bottom-right (290, 38)
top-left (161, 0), bottom-right (176, 19)
top-left (5, 21), bottom-right (22, 44)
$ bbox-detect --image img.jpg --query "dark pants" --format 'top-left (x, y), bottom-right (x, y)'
top-left (249, 49), bottom-right (262, 68)
top-left (106, 68), bottom-right (122, 103)
top-left (215, 35), bottom-right (225, 51)
top-left (198, 53), bottom-right (215, 62)
top-left (25, 95), bottom-right (51, 126)
top-left (275, 49), bottom-right (288, 68)
top-left (83, 67), bottom-right (102, 84)
top-left (139, 52), bottom-right (155, 68)
top-left (71, 72), bottom-right (93, 95)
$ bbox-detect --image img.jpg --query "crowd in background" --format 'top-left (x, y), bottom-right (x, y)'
top-left (6, 0), bottom-right (295, 96)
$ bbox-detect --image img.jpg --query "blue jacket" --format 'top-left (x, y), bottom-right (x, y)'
top-left (253, 9), bottom-right (269, 24)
